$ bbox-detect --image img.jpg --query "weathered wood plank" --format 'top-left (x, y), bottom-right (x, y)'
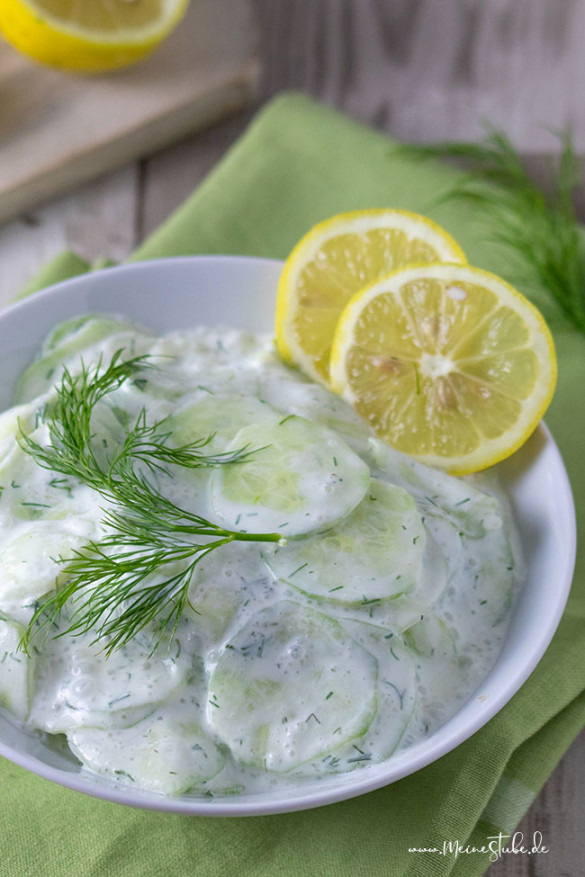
top-left (0, 0), bottom-right (260, 226)
top-left (0, 165), bottom-right (137, 307)
top-left (254, 0), bottom-right (585, 153)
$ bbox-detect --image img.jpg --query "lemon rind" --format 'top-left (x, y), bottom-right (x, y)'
top-left (329, 262), bottom-right (557, 474)
top-left (0, 0), bottom-right (188, 71)
top-left (275, 209), bottom-right (467, 385)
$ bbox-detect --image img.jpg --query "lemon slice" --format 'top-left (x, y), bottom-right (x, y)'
top-left (0, 0), bottom-right (188, 72)
top-left (330, 263), bottom-right (557, 474)
top-left (276, 209), bottom-right (467, 386)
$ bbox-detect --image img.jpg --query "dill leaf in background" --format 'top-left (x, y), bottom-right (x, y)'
top-left (398, 128), bottom-right (585, 337)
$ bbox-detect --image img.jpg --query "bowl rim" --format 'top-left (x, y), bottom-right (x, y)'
top-left (0, 255), bottom-right (577, 816)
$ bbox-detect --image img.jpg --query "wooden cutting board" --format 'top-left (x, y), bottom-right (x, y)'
top-left (0, 0), bottom-right (259, 225)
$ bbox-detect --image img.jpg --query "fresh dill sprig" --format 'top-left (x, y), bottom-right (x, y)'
top-left (398, 127), bottom-right (585, 335)
top-left (19, 351), bottom-right (283, 655)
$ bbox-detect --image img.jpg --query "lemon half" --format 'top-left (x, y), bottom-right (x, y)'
top-left (0, 0), bottom-right (189, 72)
top-left (276, 209), bottom-right (467, 386)
top-left (329, 263), bottom-right (557, 474)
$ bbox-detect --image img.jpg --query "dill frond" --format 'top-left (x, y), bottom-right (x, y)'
top-left (19, 351), bottom-right (282, 655)
top-left (397, 127), bottom-right (585, 335)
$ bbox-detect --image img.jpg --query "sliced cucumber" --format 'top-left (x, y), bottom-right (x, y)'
top-left (0, 615), bottom-right (33, 720)
top-left (263, 479), bottom-right (424, 605)
top-left (29, 622), bottom-right (194, 734)
top-left (68, 694), bottom-right (225, 795)
top-left (208, 601), bottom-right (378, 772)
top-left (187, 543), bottom-right (260, 644)
top-left (0, 521), bottom-right (96, 614)
top-left (367, 437), bottom-right (508, 539)
top-left (375, 522), bottom-right (451, 632)
top-left (0, 435), bottom-right (96, 526)
top-left (209, 415), bottom-right (370, 537)
top-left (160, 395), bottom-right (281, 518)
top-left (456, 528), bottom-right (517, 631)
top-left (170, 394), bottom-right (278, 456)
top-left (0, 401), bottom-right (38, 451)
top-left (403, 615), bottom-right (457, 658)
top-left (15, 315), bottom-right (153, 404)
top-left (257, 374), bottom-right (372, 456)
top-left (40, 314), bottom-right (135, 356)
top-left (328, 621), bottom-right (416, 766)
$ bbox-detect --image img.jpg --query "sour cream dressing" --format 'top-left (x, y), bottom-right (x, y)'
top-left (0, 316), bottom-right (522, 797)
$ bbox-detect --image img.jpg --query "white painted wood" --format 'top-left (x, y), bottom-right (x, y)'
top-left (256, 0), bottom-right (585, 152)
top-left (0, 0), bottom-right (259, 225)
top-left (0, 165), bottom-right (137, 307)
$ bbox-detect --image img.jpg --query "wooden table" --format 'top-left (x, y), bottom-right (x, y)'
top-left (0, 2), bottom-right (582, 873)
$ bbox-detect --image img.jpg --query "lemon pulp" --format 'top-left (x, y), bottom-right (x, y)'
top-left (0, 0), bottom-right (188, 72)
top-left (330, 263), bottom-right (557, 473)
top-left (276, 209), bottom-right (467, 386)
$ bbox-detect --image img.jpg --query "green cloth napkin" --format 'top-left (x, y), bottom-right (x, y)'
top-left (2, 93), bottom-right (584, 877)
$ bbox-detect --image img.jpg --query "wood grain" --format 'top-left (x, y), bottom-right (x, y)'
top-left (0, 0), bottom-right (260, 225)
top-left (0, 5), bottom-right (583, 872)
top-left (254, 0), bottom-right (585, 152)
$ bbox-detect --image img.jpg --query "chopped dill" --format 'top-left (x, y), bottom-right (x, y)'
top-left (383, 680), bottom-right (406, 709)
top-left (288, 563), bottom-right (308, 578)
top-left (108, 693), bottom-right (131, 708)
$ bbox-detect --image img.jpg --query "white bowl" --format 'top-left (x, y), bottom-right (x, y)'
top-left (0, 257), bottom-right (576, 816)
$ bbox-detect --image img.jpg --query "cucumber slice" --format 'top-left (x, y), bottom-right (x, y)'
top-left (187, 543), bottom-right (261, 644)
top-left (0, 401), bottom-right (38, 451)
top-left (40, 314), bottom-right (134, 356)
top-left (329, 621), bottom-right (416, 766)
top-left (0, 615), bottom-right (33, 720)
top-left (162, 395), bottom-right (281, 518)
top-left (68, 695), bottom-right (225, 795)
top-left (170, 394), bottom-right (278, 456)
top-left (367, 437), bottom-right (508, 539)
top-left (264, 479), bottom-right (424, 605)
top-left (29, 622), bottom-right (194, 734)
top-left (209, 415), bottom-right (370, 537)
top-left (0, 520), bottom-right (97, 614)
top-left (257, 375), bottom-right (372, 456)
top-left (376, 522), bottom-right (451, 632)
top-left (403, 615), bottom-right (457, 658)
top-left (208, 601), bottom-right (378, 772)
top-left (0, 441), bottom-right (95, 525)
top-left (15, 315), bottom-right (153, 404)
top-left (455, 526), bottom-right (517, 631)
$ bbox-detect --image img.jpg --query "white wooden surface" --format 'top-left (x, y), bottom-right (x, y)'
top-left (0, 0), bottom-right (259, 225)
top-left (0, 2), bottom-right (583, 873)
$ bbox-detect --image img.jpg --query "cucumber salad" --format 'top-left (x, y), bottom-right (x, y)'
top-left (0, 315), bottom-right (522, 797)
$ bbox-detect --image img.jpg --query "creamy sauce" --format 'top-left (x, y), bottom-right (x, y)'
top-left (0, 316), bottom-right (523, 797)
